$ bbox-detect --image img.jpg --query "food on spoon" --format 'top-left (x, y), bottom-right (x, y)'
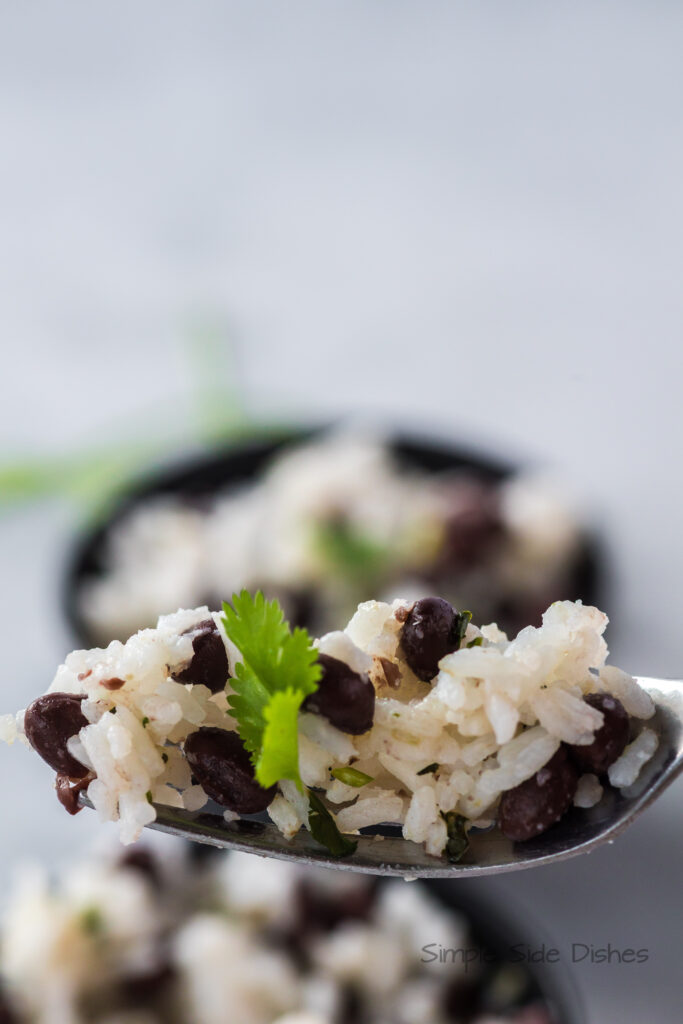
top-left (23, 693), bottom-right (90, 777)
top-left (0, 847), bottom-right (556, 1024)
top-left (2, 593), bottom-right (657, 858)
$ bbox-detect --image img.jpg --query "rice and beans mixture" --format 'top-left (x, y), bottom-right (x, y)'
top-left (2, 595), bottom-right (658, 859)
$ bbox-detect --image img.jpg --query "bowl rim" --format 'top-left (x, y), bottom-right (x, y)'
top-left (426, 877), bottom-right (586, 1024)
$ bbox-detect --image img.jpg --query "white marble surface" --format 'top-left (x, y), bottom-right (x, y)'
top-left (1, 3), bottom-right (682, 1021)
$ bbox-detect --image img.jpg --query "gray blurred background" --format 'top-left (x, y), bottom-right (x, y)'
top-left (1, 3), bottom-right (682, 1021)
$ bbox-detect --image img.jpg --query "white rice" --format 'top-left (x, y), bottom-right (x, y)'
top-left (597, 665), bottom-right (656, 719)
top-left (607, 728), bottom-right (659, 788)
top-left (9, 598), bottom-right (659, 858)
top-left (573, 773), bottom-right (604, 808)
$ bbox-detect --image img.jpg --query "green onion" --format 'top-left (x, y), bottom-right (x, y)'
top-left (456, 611), bottom-right (473, 647)
top-left (331, 766), bottom-right (374, 787)
top-left (80, 906), bottom-right (104, 936)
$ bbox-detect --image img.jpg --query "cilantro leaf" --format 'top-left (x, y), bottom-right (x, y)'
top-left (259, 689), bottom-right (306, 788)
top-left (222, 592), bottom-right (363, 858)
top-left (222, 591), bottom-right (321, 790)
top-left (308, 791), bottom-right (358, 857)
top-left (417, 762), bottom-right (439, 776)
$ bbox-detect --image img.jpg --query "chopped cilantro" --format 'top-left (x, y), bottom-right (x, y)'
top-left (80, 906), bottom-right (104, 936)
top-left (145, 790), bottom-right (153, 804)
top-left (141, 716), bottom-right (150, 728)
top-left (314, 519), bottom-right (389, 585)
top-left (331, 766), bottom-right (374, 787)
top-left (308, 791), bottom-right (357, 857)
top-left (417, 762), bottom-right (439, 776)
top-left (222, 591), bottom-right (321, 791)
top-left (108, 707), bottom-right (117, 714)
top-left (161, 752), bottom-right (169, 763)
top-left (442, 811), bottom-right (470, 863)
top-left (466, 636), bottom-right (483, 648)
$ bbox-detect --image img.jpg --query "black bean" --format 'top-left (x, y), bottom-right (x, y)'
top-left (440, 480), bottom-right (503, 570)
top-left (337, 985), bottom-right (368, 1024)
top-left (118, 848), bottom-right (161, 888)
top-left (24, 692), bottom-right (90, 777)
top-left (55, 772), bottom-right (92, 815)
top-left (399, 597), bottom-right (465, 682)
top-left (302, 654), bottom-right (375, 734)
top-left (295, 877), bottom-right (379, 935)
top-left (173, 619), bottom-right (230, 693)
top-left (569, 693), bottom-right (629, 775)
top-left (271, 878), bottom-right (379, 973)
top-left (498, 747), bottom-right (578, 842)
top-left (121, 961), bottom-right (176, 1006)
top-left (183, 727), bottom-right (276, 814)
top-left (283, 587), bottom-right (317, 631)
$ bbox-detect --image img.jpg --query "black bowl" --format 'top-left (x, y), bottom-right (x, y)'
top-left (63, 426), bottom-right (603, 649)
top-left (425, 877), bottom-right (585, 1023)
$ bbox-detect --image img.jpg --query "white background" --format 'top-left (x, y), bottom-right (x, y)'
top-left (1, 3), bottom-right (682, 1021)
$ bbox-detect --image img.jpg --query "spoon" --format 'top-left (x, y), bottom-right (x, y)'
top-left (80, 677), bottom-right (683, 878)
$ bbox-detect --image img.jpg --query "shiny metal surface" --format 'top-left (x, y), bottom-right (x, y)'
top-left (81, 678), bottom-right (683, 878)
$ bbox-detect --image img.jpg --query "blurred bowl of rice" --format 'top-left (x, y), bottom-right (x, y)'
top-left (63, 425), bottom-right (603, 648)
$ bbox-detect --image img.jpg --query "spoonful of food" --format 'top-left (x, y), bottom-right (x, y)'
top-left (6, 592), bottom-right (679, 878)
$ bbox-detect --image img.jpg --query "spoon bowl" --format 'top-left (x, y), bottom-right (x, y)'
top-left (81, 677), bottom-right (683, 878)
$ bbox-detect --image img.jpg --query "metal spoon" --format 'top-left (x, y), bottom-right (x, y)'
top-left (80, 677), bottom-right (683, 878)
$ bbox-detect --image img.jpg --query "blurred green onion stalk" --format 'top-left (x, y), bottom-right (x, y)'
top-left (0, 325), bottom-right (283, 519)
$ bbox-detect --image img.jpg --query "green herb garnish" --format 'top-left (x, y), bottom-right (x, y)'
top-left (161, 752), bottom-right (169, 763)
top-left (331, 766), bottom-right (374, 787)
top-left (417, 762), bottom-right (439, 776)
top-left (308, 791), bottom-right (358, 857)
top-left (222, 591), bottom-right (321, 791)
top-left (145, 790), bottom-right (153, 804)
top-left (456, 611), bottom-right (473, 648)
top-left (80, 906), bottom-right (104, 936)
top-left (466, 636), bottom-right (483, 648)
top-left (141, 716), bottom-right (150, 728)
top-left (314, 519), bottom-right (389, 585)
top-left (221, 591), bottom-right (366, 858)
top-left (442, 811), bottom-right (471, 863)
